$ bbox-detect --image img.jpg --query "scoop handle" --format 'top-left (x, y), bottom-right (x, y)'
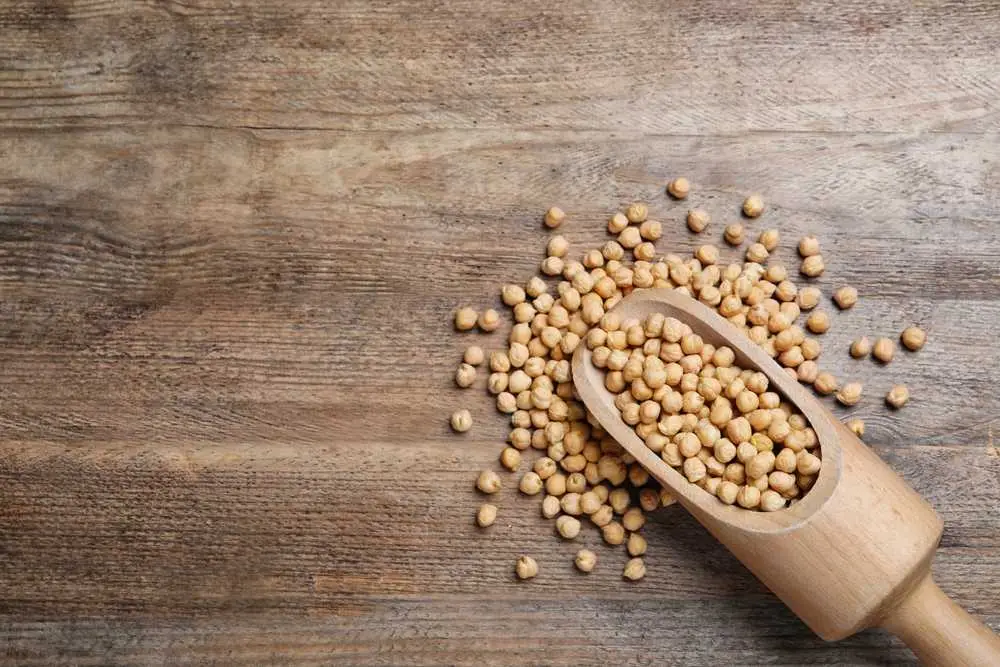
top-left (880, 574), bottom-right (1000, 666)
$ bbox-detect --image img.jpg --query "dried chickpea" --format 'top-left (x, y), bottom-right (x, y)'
top-left (759, 490), bottom-right (785, 512)
top-left (623, 557), bottom-right (646, 581)
top-left (541, 256), bottom-right (564, 276)
top-left (836, 382), bottom-right (863, 406)
top-left (742, 194), bottom-right (764, 218)
top-left (813, 372), bottom-right (838, 395)
top-left (901, 326), bottom-right (926, 351)
top-left (545, 473), bottom-right (567, 496)
top-left (833, 286), bottom-right (858, 310)
top-left (575, 549), bottom-right (597, 573)
top-left (547, 235), bottom-right (569, 258)
top-left (456, 363), bottom-right (477, 388)
top-left (886, 384), bottom-right (909, 408)
top-left (724, 223), bottom-right (744, 246)
top-left (451, 409), bottom-right (473, 432)
top-left (801, 255), bottom-right (825, 277)
top-left (746, 243), bottom-right (769, 263)
top-left (519, 471), bottom-right (544, 495)
top-left (478, 309), bottom-right (500, 332)
top-left (806, 310), bottom-right (830, 334)
top-left (798, 236), bottom-right (820, 257)
top-left (736, 485), bottom-right (761, 509)
top-left (640, 220), bottom-right (662, 241)
top-left (544, 207), bottom-right (565, 229)
top-left (696, 244), bottom-right (720, 265)
top-left (687, 209), bottom-right (710, 233)
top-left (758, 229), bottom-right (779, 252)
top-left (797, 286), bottom-right (821, 311)
top-left (667, 177), bottom-right (690, 199)
top-left (602, 521), bottom-right (625, 545)
top-left (850, 337), bottom-right (872, 359)
top-left (541, 494), bottom-right (561, 519)
top-left (627, 532), bottom-right (648, 557)
top-left (634, 242), bottom-right (656, 261)
top-left (477, 504), bottom-right (498, 527)
top-left (454, 307), bottom-right (478, 331)
top-left (608, 212), bottom-right (629, 234)
top-left (502, 284), bottom-right (526, 306)
top-left (477, 470), bottom-right (502, 494)
top-left (516, 555), bottom-right (538, 579)
top-left (500, 447), bottom-right (522, 471)
top-left (872, 337), bottom-right (894, 364)
top-left (556, 515), bottom-right (582, 540)
top-left (622, 507), bottom-right (646, 532)
top-left (846, 418), bottom-right (865, 437)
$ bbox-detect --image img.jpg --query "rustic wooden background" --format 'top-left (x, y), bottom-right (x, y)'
top-left (1, 1), bottom-right (998, 665)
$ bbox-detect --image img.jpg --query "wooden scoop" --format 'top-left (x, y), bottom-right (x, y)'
top-left (572, 288), bottom-right (1000, 666)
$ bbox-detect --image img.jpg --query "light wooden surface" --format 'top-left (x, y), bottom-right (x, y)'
top-left (1, 1), bottom-right (999, 665)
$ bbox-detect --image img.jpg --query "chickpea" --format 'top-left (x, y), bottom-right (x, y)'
top-left (519, 471), bottom-right (544, 495)
top-left (456, 363), bottom-right (477, 388)
top-left (724, 223), bottom-right (744, 246)
top-left (544, 207), bottom-right (566, 229)
top-left (608, 212), bottom-right (629, 234)
top-left (477, 503), bottom-right (498, 527)
top-left (806, 310), bottom-right (831, 334)
top-left (575, 549), bottom-right (598, 573)
top-left (736, 485), bottom-right (761, 509)
top-left (619, 226), bottom-right (642, 250)
top-left (602, 521), bottom-right (625, 545)
top-left (516, 555), bottom-right (539, 579)
top-left (833, 286), bottom-right (858, 310)
top-left (798, 236), bottom-right (820, 257)
top-left (622, 507), bottom-right (646, 531)
top-left (556, 515), bottom-right (582, 540)
top-left (541, 256), bottom-right (564, 276)
top-left (758, 229), bottom-right (779, 251)
top-left (797, 286), bottom-right (821, 311)
top-left (634, 242), bottom-right (656, 261)
top-left (547, 235), bottom-right (569, 258)
top-left (696, 244), bottom-right (720, 265)
top-left (797, 360), bottom-right (819, 384)
top-left (640, 219), bottom-right (663, 241)
top-left (500, 447), bottom-right (522, 471)
top-left (627, 532), bottom-right (648, 557)
top-left (745, 243), bottom-right (769, 263)
top-left (846, 418), bottom-right (865, 438)
top-left (759, 490), bottom-right (785, 512)
top-left (901, 326), bottom-right (927, 351)
top-left (850, 337), bottom-right (872, 359)
top-left (667, 177), bottom-right (690, 199)
top-left (813, 372), bottom-right (838, 395)
top-left (872, 337), bottom-right (894, 363)
top-left (541, 494), bottom-right (562, 519)
top-left (477, 470), bottom-right (502, 494)
top-left (451, 409), bottom-right (473, 432)
top-left (836, 382), bottom-right (863, 406)
top-left (742, 194), bottom-right (764, 218)
top-left (454, 307), bottom-right (478, 331)
top-left (623, 557), bottom-right (646, 581)
top-left (687, 209), bottom-right (710, 233)
top-left (800, 255), bottom-right (825, 277)
top-left (886, 384), bottom-right (910, 408)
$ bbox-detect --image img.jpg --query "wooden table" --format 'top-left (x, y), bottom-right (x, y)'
top-left (1, 1), bottom-right (998, 664)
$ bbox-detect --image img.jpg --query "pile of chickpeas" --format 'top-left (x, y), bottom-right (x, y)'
top-left (452, 179), bottom-right (927, 581)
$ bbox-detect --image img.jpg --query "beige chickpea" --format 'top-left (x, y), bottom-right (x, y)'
top-left (519, 471), bottom-right (544, 495)
top-left (476, 470), bottom-right (502, 494)
top-left (796, 451), bottom-right (822, 476)
top-left (850, 337), bottom-right (872, 359)
top-left (833, 286), bottom-right (858, 310)
top-left (525, 276), bottom-right (547, 298)
top-left (540, 256), bottom-right (564, 276)
top-left (742, 194), bottom-right (764, 218)
top-left (872, 337), bottom-right (894, 363)
top-left (901, 326), bottom-right (927, 351)
top-left (797, 286), bottom-right (821, 311)
top-left (544, 207), bottom-right (566, 229)
top-left (477, 503), bottom-right (498, 527)
top-left (603, 240), bottom-right (625, 261)
top-left (836, 382), bottom-right (863, 406)
top-left (478, 308), bottom-right (500, 332)
top-left (502, 284), bottom-right (526, 306)
top-left (736, 485), bottom-right (761, 509)
top-left (608, 212), bottom-right (629, 234)
top-left (541, 494), bottom-right (562, 519)
top-left (687, 209), bottom-right (710, 232)
top-left (583, 249), bottom-right (605, 269)
top-left (667, 177), bottom-right (690, 199)
top-left (800, 254), bottom-right (825, 277)
top-left (627, 532), bottom-right (648, 557)
top-left (516, 555), bottom-right (539, 579)
top-left (602, 521), bottom-right (626, 545)
top-left (575, 549), bottom-right (598, 573)
top-left (755, 228), bottom-right (778, 251)
top-left (806, 310), bottom-right (830, 334)
top-left (500, 447), bottom-right (522, 471)
top-left (720, 223), bottom-right (742, 246)
top-left (545, 472), bottom-right (567, 496)
top-left (696, 244), bottom-right (720, 265)
top-left (456, 363), bottom-right (477, 388)
top-left (454, 307), bottom-right (478, 331)
top-left (624, 202), bottom-right (648, 223)
top-left (591, 504), bottom-right (614, 527)
top-left (798, 235), bottom-right (820, 257)
top-left (547, 235), bottom-right (569, 258)
top-left (797, 360), bottom-right (819, 384)
top-left (759, 490), bottom-right (786, 512)
top-left (886, 384), bottom-right (910, 408)
top-left (451, 409), bottom-right (473, 432)
top-left (623, 557), bottom-right (646, 581)
top-left (745, 243), bottom-right (769, 263)
top-left (639, 219), bottom-right (663, 241)
top-left (813, 372), bottom-right (838, 395)
top-left (846, 418), bottom-right (865, 438)
top-left (463, 346), bottom-right (485, 366)
top-left (556, 515), bottom-right (582, 540)
top-left (622, 507), bottom-right (646, 532)
top-left (634, 242), bottom-right (656, 261)
top-left (715, 480), bottom-right (738, 505)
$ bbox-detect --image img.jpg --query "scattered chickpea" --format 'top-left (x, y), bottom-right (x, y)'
top-left (519, 471), bottom-right (544, 495)
top-left (623, 557), bottom-right (646, 581)
top-left (575, 549), bottom-right (597, 573)
top-left (759, 229), bottom-right (779, 252)
top-left (724, 224), bottom-right (744, 246)
top-left (872, 337), bottom-right (895, 364)
top-left (886, 384), bottom-right (910, 408)
top-left (456, 363), bottom-right (477, 388)
top-left (478, 309), bottom-right (500, 332)
top-left (626, 202), bottom-right (649, 223)
top-left (833, 286), bottom-right (858, 310)
top-left (745, 243), bottom-right (769, 263)
top-left (640, 220), bottom-right (662, 241)
top-left (667, 178), bottom-right (690, 199)
top-left (451, 409), bottom-right (473, 432)
top-left (846, 419), bottom-right (865, 437)
top-left (742, 195), bottom-right (764, 218)
top-left (850, 337), bottom-right (871, 359)
top-left (901, 326), bottom-right (927, 351)
top-left (806, 311), bottom-right (831, 334)
top-left (813, 372), bottom-right (838, 395)
top-left (836, 382), bottom-right (863, 406)
top-left (476, 470), bottom-right (502, 494)
top-left (800, 255), bottom-right (825, 277)
top-left (515, 555), bottom-right (538, 579)
top-left (797, 286), bottom-right (821, 311)
top-left (541, 494), bottom-right (561, 519)
top-left (500, 447), bottom-right (521, 471)
top-left (626, 532), bottom-right (647, 557)
top-left (556, 515), bottom-right (582, 539)
top-left (602, 521), bottom-right (625, 546)
top-left (454, 307), bottom-right (478, 331)
top-left (687, 209), bottom-right (710, 233)
top-left (477, 504), bottom-right (498, 527)
top-left (622, 507), bottom-right (646, 532)
top-left (547, 235), bottom-right (569, 258)
top-left (798, 236), bottom-right (820, 257)
top-left (544, 207), bottom-right (566, 229)
top-left (608, 212), bottom-right (629, 234)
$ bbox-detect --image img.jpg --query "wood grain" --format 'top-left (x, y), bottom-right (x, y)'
top-left (1, 0), bottom-right (999, 665)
